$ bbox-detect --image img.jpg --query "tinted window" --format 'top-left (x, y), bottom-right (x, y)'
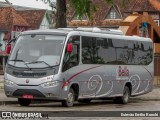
top-left (131, 41), bottom-right (153, 65)
top-left (82, 36), bottom-right (116, 64)
top-left (82, 36), bottom-right (153, 65)
top-left (62, 36), bottom-right (80, 72)
top-left (9, 35), bottom-right (65, 68)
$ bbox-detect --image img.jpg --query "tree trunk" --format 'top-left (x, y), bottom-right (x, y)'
top-left (56, 0), bottom-right (67, 28)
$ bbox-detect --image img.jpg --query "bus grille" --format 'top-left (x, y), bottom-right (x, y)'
top-left (13, 89), bottom-right (45, 98)
top-left (12, 71), bottom-right (47, 77)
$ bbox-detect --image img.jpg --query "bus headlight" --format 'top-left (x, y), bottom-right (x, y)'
top-left (41, 81), bottom-right (58, 88)
top-left (4, 80), bottom-right (15, 86)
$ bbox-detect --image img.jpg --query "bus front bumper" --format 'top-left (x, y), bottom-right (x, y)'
top-left (4, 83), bottom-right (67, 101)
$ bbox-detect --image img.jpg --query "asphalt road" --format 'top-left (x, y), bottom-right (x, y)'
top-left (0, 98), bottom-right (160, 111)
top-left (0, 98), bottom-right (160, 120)
top-left (0, 87), bottom-right (160, 120)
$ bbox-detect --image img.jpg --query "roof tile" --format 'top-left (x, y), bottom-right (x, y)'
top-left (67, 0), bottom-right (129, 27)
top-left (17, 10), bottom-right (46, 29)
top-left (67, 0), bottom-right (160, 27)
top-left (0, 7), bottom-right (29, 31)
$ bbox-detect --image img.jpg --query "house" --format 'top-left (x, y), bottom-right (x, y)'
top-left (0, 7), bottom-right (29, 52)
top-left (67, 0), bottom-right (160, 28)
top-left (0, 7), bottom-right (30, 73)
top-left (125, 0), bottom-right (160, 26)
top-left (17, 10), bottom-right (53, 30)
top-left (0, 7), bottom-right (53, 72)
top-left (0, 7), bottom-right (53, 51)
top-left (66, 0), bottom-right (129, 28)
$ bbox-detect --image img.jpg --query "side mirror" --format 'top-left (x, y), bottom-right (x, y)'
top-left (67, 43), bottom-right (73, 53)
top-left (6, 44), bottom-right (11, 54)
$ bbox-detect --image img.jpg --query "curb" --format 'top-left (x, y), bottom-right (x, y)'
top-left (0, 82), bottom-right (4, 90)
top-left (0, 101), bottom-right (18, 105)
top-left (0, 100), bottom-right (60, 106)
top-left (1, 98), bottom-right (160, 106)
top-left (130, 97), bottom-right (160, 101)
top-left (0, 86), bottom-right (4, 89)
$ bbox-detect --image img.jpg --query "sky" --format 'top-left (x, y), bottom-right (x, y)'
top-left (0, 0), bottom-right (55, 10)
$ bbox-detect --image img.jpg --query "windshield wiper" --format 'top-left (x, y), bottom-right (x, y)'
top-left (26, 61), bottom-right (52, 68)
top-left (9, 59), bottom-right (31, 69)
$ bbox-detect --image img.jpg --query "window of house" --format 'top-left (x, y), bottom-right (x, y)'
top-left (154, 20), bottom-right (159, 26)
top-left (110, 11), bottom-right (116, 19)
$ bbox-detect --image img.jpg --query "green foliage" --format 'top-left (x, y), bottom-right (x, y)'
top-left (105, 0), bottom-right (131, 6)
top-left (36, 0), bottom-right (130, 27)
top-left (105, 0), bottom-right (114, 4)
top-left (69, 0), bottom-right (92, 20)
top-left (69, 0), bottom-right (130, 20)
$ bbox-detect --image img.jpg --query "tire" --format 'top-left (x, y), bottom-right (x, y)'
top-left (114, 86), bottom-right (130, 104)
top-left (78, 99), bottom-right (91, 103)
top-left (18, 98), bottom-right (31, 106)
top-left (62, 88), bottom-right (75, 107)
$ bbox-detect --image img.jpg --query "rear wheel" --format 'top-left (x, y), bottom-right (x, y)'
top-left (62, 88), bottom-right (75, 107)
top-left (78, 99), bottom-right (91, 103)
top-left (18, 98), bottom-right (31, 106)
top-left (114, 86), bottom-right (130, 104)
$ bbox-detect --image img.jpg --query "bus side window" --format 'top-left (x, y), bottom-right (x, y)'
top-left (62, 36), bottom-right (80, 72)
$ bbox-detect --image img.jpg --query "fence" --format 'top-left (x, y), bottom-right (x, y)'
top-left (154, 56), bottom-right (160, 86)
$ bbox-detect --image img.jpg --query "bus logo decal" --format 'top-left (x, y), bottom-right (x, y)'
top-left (116, 66), bottom-right (129, 80)
top-left (88, 75), bottom-right (103, 95)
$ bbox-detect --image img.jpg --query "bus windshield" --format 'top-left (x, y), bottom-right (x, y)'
top-left (8, 34), bottom-right (65, 68)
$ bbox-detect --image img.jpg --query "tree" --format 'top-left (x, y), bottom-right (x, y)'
top-left (38, 0), bottom-right (129, 28)
top-left (56, 0), bottom-right (67, 28)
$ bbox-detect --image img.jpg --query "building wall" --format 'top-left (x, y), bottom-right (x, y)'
top-left (39, 14), bottom-right (50, 30)
top-left (154, 57), bottom-right (160, 76)
top-left (0, 32), bottom-right (6, 51)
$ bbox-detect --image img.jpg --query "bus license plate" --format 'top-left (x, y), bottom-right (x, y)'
top-left (22, 95), bottom-right (34, 99)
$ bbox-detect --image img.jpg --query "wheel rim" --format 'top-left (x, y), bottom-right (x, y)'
top-left (124, 89), bottom-right (129, 102)
top-left (68, 92), bottom-right (74, 104)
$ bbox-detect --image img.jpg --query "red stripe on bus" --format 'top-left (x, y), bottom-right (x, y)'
top-left (67, 65), bottom-right (102, 83)
top-left (143, 67), bottom-right (153, 79)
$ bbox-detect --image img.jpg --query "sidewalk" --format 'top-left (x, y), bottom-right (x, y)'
top-left (0, 89), bottom-right (17, 105)
top-left (0, 87), bottom-right (160, 105)
top-left (0, 75), bottom-right (4, 89)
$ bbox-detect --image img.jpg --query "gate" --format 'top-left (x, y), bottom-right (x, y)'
top-left (154, 55), bottom-right (160, 86)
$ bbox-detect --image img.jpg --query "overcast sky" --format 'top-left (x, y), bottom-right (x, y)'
top-left (0, 0), bottom-right (55, 10)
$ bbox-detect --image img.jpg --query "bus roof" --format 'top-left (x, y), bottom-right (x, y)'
top-left (22, 29), bottom-right (70, 36)
top-left (21, 27), bottom-right (123, 35)
top-left (21, 28), bottom-right (152, 42)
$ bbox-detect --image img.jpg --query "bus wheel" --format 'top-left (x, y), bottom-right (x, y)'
top-left (78, 99), bottom-right (91, 103)
top-left (62, 88), bottom-right (75, 107)
top-left (114, 86), bottom-right (130, 104)
top-left (18, 98), bottom-right (31, 106)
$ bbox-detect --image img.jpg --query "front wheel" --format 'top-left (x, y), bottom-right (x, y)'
top-left (114, 86), bottom-right (130, 104)
top-left (18, 98), bottom-right (31, 106)
top-left (62, 88), bottom-right (75, 107)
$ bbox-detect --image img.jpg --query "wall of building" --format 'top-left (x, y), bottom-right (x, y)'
top-left (0, 32), bottom-right (6, 51)
top-left (39, 14), bottom-right (50, 30)
top-left (154, 56), bottom-right (160, 76)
